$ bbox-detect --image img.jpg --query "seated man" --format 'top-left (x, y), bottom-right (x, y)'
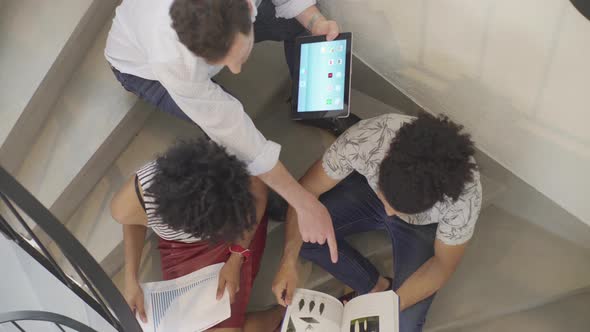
top-left (111, 139), bottom-right (284, 332)
top-left (272, 113), bottom-right (482, 332)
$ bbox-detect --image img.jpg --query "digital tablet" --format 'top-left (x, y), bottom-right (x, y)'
top-left (292, 33), bottom-right (352, 120)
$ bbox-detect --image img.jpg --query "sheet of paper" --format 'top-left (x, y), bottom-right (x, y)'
top-left (280, 289), bottom-right (343, 332)
top-left (342, 291), bottom-right (398, 332)
top-left (138, 263), bottom-right (230, 332)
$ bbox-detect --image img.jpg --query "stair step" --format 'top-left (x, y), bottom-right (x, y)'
top-left (14, 21), bottom-right (149, 224)
top-left (58, 112), bottom-right (202, 278)
top-left (447, 289), bottom-right (590, 332)
top-left (0, 0), bottom-right (92, 146)
top-left (0, 0), bottom-right (119, 173)
top-left (424, 206), bottom-right (590, 331)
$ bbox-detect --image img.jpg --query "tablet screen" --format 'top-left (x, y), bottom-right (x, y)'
top-left (297, 39), bottom-right (348, 113)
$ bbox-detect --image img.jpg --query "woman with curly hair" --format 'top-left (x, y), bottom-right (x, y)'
top-left (272, 113), bottom-right (482, 332)
top-left (110, 138), bottom-right (284, 331)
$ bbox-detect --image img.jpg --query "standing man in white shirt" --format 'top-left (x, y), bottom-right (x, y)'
top-left (105, 0), bottom-right (340, 274)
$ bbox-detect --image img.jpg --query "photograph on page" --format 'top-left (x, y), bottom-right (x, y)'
top-left (280, 289), bottom-right (344, 332)
top-left (342, 291), bottom-right (398, 332)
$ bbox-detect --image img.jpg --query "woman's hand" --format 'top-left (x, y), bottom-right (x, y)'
top-left (216, 254), bottom-right (243, 303)
top-left (272, 258), bottom-right (299, 306)
top-left (124, 280), bottom-right (147, 323)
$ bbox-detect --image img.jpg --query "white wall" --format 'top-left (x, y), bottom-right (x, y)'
top-left (0, 236), bottom-right (116, 331)
top-left (320, 0), bottom-right (590, 225)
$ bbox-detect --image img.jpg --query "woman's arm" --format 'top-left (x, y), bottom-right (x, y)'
top-left (110, 176), bottom-right (149, 321)
top-left (217, 176), bottom-right (268, 303)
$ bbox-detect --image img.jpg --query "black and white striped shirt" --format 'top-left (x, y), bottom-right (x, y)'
top-left (135, 161), bottom-right (201, 243)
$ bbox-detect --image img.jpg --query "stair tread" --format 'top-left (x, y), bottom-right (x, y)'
top-left (426, 206), bottom-right (590, 330)
top-left (0, 0), bottom-right (94, 145)
top-left (15, 22), bottom-right (138, 209)
top-left (450, 290), bottom-right (590, 332)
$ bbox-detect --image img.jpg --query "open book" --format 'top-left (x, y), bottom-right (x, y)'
top-left (280, 289), bottom-right (399, 332)
top-left (138, 263), bottom-right (231, 332)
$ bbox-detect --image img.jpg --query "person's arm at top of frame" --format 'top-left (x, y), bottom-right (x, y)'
top-left (272, 0), bottom-right (340, 40)
top-left (110, 177), bottom-right (149, 323)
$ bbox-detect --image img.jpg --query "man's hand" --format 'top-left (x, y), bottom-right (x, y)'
top-left (124, 280), bottom-right (147, 323)
top-left (216, 254), bottom-right (242, 304)
top-left (272, 259), bottom-right (299, 307)
top-left (295, 195), bottom-right (338, 263)
top-left (257, 161), bottom-right (338, 262)
top-left (312, 19), bottom-right (340, 41)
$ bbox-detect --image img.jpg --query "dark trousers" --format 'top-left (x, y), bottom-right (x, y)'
top-left (111, 0), bottom-right (304, 122)
top-left (300, 172), bottom-right (438, 332)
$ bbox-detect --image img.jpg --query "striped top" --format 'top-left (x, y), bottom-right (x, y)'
top-left (135, 161), bottom-right (201, 243)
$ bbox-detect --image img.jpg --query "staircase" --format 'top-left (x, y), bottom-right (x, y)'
top-left (2, 2), bottom-right (589, 331)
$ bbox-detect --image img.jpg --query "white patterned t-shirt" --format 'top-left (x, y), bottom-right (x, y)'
top-left (321, 113), bottom-right (482, 245)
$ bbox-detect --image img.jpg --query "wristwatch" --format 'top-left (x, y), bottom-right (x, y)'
top-left (229, 244), bottom-right (252, 261)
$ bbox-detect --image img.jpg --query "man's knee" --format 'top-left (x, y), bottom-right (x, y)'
top-left (399, 297), bottom-right (434, 332)
top-left (299, 241), bottom-right (330, 264)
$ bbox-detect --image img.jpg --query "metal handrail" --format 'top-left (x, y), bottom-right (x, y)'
top-left (0, 310), bottom-right (98, 332)
top-left (0, 166), bottom-right (142, 332)
top-left (0, 213), bottom-right (112, 325)
top-left (571, 0), bottom-right (590, 21)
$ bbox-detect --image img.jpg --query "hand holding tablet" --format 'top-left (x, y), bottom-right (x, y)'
top-left (292, 33), bottom-right (352, 120)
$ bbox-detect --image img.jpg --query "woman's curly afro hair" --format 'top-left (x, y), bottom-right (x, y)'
top-left (146, 138), bottom-right (256, 244)
top-left (378, 113), bottom-right (477, 214)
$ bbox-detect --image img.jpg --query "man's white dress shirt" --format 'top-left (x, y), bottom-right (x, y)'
top-left (105, 0), bottom-right (316, 175)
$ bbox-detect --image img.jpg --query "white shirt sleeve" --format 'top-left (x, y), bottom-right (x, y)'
top-left (272, 0), bottom-right (316, 19)
top-left (151, 62), bottom-right (281, 176)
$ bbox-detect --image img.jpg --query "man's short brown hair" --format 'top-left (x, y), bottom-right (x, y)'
top-left (170, 0), bottom-right (252, 62)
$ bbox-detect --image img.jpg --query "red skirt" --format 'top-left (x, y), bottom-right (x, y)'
top-left (158, 215), bottom-right (268, 329)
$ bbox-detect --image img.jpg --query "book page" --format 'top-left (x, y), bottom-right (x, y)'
top-left (341, 291), bottom-right (398, 332)
top-left (139, 263), bottom-right (231, 332)
top-left (280, 289), bottom-right (344, 332)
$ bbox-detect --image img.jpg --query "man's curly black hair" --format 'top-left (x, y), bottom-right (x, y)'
top-left (146, 139), bottom-right (257, 244)
top-left (378, 113), bottom-right (477, 214)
